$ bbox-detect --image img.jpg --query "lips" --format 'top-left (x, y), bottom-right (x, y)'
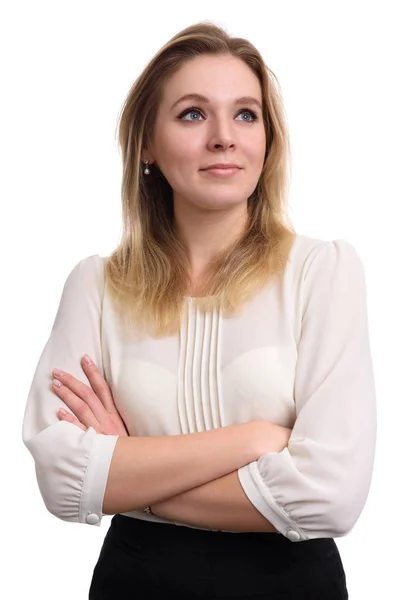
top-left (201, 164), bottom-right (241, 170)
top-left (200, 166), bottom-right (241, 178)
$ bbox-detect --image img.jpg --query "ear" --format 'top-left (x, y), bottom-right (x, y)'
top-left (141, 145), bottom-right (156, 165)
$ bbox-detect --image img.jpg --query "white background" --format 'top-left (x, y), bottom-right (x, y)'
top-left (2, 1), bottom-right (402, 598)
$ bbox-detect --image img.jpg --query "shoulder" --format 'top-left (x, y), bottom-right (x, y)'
top-left (288, 233), bottom-right (364, 277)
top-left (68, 254), bottom-right (106, 276)
top-left (62, 254), bottom-right (108, 296)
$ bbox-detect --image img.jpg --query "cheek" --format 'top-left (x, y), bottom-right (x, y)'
top-left (159, 146), bottom-right (204, 190)
top-left (161, 124), bottom-right (197, 153)
top-left (158, 134), bottom-right (199, 171)
top-left (252, 128), bottom-right (267, 152)
top-left (246, 139), bottom-right (266, 168)
top-left (154, 140), bottom-right (195, 190)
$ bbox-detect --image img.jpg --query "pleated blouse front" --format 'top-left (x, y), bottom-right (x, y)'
top-left (22, 233), bottom-right (377, 543)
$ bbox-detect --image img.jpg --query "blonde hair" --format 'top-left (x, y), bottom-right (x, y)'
top-left (105, 21), bottom-right (296, 339)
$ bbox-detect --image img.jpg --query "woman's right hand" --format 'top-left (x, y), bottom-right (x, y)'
top-left (53, 355), bottom-right (129, 436)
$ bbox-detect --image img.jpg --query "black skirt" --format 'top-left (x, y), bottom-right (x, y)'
top-left (89, 514), bottom-right (349, 599)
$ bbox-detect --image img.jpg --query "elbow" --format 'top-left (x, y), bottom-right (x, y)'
top-left (327, 502), bottom-right (365, 538)
top-left (290, 494), bottom-right (370, 541)
top-left (37, 473), bottom-right (103, 527)
top-left (23, 423), bottom-right (110, 526)
top-left (324, 498), bottom-right (365, 537)
top-left (34, 465), bottom-right (82, 524)
top-left (325, 517), bottom-right (354, 539)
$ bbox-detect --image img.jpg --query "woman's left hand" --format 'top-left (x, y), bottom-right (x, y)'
top-left (52, 354), bottom-right (129, 436)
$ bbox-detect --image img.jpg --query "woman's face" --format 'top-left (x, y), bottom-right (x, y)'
top-left (147, 53), bottom-right (267, 215)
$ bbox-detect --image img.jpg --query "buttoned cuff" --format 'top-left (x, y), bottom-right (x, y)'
top-left (238, 461), bottom-right (308, 542)
top-left (79, 431), bottom-right (119, 526)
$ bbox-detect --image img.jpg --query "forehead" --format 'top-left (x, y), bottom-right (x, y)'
top-left (161, 54), bottom-right (262, 105)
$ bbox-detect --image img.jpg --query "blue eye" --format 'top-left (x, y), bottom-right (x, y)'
top-left (181, 108), bottom-right (203, 121)
top-left (178, 106), bottom-right (258, 122)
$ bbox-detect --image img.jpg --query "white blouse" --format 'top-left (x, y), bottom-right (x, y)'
top-left (22, 233), bottom-right (377, 542)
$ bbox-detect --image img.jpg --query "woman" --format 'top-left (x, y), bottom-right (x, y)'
top-left (22, 21), bottom-right (376, 599)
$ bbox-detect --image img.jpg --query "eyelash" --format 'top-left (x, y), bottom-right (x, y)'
top-left (177, 106), bottom-right (259, 123)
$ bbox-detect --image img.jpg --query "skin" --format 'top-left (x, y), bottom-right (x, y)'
top-left (52, 55), bottom-right (281, 531)
top-left (52, 357), bottom-right (281, 532)
top-left (143, 53), bottom-right (267, 277)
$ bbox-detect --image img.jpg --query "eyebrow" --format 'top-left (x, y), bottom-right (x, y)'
top-left (171, 93), bottom-right (262, 111)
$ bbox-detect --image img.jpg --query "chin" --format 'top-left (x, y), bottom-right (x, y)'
top-left (196, 198), bottom-right (246, 210)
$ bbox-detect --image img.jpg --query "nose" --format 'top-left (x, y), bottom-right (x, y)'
top-left (207, 117), bottom-right (235, 151)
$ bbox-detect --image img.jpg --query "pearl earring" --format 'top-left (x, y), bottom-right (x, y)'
top-left (143, 160), bottom-right (150, 175)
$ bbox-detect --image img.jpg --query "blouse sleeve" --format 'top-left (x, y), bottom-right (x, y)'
top-left (22, 255), bottom-right (119, 527)
top-left (237, 239), bottom-right (377, 542)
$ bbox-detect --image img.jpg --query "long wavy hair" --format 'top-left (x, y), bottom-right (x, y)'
top-left (104, 21), bottom-right (297, 339)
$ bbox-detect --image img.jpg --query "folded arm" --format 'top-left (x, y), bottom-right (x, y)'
top-left (151, 470), bottom-right (278, 532)
top-left (236, 240), bottom-right (377, 542)
top-left (152, 241), bottom-right (377, 541)
top-left (22, 255), bottom-right (280, 527)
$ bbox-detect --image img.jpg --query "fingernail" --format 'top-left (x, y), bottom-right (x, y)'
top-left (83, 354), bottom-right (92, 365)
top-left (59, 408), bottom-right (67, 415)
top-left (53, 368), bottom-right (64, 377)
top-left (53, 379), bottom-right (62, 388)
